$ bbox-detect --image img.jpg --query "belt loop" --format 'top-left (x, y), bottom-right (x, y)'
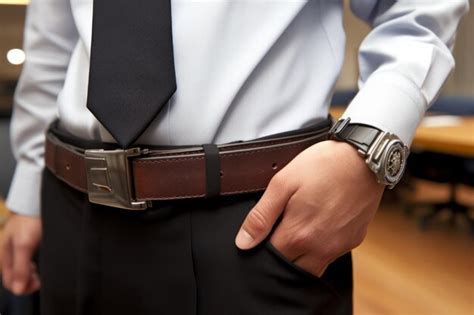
top-left (202, 144), bottom-right (221, 198)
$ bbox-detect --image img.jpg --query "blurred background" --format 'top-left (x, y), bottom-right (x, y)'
top-left (0, 1), bottom-right (473, 314)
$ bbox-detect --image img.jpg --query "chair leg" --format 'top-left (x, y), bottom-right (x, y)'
top-left (453, 204), bottom-right (474, 236)
top-left (419, 204), bottom-right (446, 230)
top-left (418, 182), bottom-right (457, 230)
top-left (466, 213), bottom-right (474, 236)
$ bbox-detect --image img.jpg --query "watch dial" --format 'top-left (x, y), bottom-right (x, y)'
top-left (384, 142), bottom-right (406, 184)
top-left (387, 148), bottom-right (402, 177)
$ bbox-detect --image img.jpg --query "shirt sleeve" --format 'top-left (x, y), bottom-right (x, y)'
top-left (6, 0), bottom-right (78, 217)
top-left (343, 0), bottom-right (469, 145)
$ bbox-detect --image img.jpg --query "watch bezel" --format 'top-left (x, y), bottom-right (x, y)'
top-left (364, 132), bottom-right (408, 189)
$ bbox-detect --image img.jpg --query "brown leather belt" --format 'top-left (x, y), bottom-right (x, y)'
top-left (45, 126), bottom-right (330, 210)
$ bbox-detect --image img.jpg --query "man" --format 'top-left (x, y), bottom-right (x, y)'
top-left (1, 0), bottom-right (468, 314)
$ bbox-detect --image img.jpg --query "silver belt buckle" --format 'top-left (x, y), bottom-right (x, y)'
top-left (84, 148), bottom-right (150, 210)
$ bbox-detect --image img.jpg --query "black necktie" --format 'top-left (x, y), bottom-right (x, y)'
top-left (87, 0), bottom-right (176, 148)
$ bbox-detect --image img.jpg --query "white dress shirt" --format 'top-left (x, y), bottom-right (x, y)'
top-left (7, 0), bottom-right (469, 216)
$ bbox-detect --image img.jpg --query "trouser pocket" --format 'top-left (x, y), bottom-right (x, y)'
top-left (190, 193), bottom-right (351, 315)
top-left (264, 239), bottom-right (336, 286)
top-left (252, 238), bottom-right (345, 315)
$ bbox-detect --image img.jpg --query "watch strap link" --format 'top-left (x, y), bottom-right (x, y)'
top-left (329, 118), bottom-right (382, 153)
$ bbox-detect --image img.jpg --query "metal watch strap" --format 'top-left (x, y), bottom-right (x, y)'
top-left (329, 117), bottom-right (409, 189)
top-left (329, 118), bottom-right (382, 154)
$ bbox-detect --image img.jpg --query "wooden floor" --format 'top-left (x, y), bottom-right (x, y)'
top-left (0, 180), bottom-right (473, 314)
top-left (354, 182), bottom-right (474, 315)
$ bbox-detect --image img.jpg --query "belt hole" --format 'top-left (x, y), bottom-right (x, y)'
top-left (65, 163), bottom-right (71, 171)
top-left (272, 163), bottom-right (278, 170)
top-left (220, 171), bottom-right (224, 177)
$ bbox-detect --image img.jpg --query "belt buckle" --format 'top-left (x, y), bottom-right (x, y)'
top-left (84, 148), bottom-right (150, 210)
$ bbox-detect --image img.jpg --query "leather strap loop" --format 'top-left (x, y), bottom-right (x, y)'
top-left (202, 144), bottom-right (221, 198)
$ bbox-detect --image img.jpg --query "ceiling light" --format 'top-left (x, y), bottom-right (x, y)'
top-left (0, 0), bottom-right (29, 5)
top-left (7, 48), bottom-right (25, 65)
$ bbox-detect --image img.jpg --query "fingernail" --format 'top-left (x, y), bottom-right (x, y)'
top-left (12, 281), bottom-right (23, 295)
top-left (236, 229), bottom-right (254, 249)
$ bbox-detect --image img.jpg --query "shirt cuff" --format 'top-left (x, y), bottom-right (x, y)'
top-left (6, 161), bottom-right (44, 217)
top-left (341, 70), bottom-right (427, 146)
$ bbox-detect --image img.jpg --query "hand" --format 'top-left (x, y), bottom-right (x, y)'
top-left (235, 140), bottom-right (385, 277)
top-left (1, 213), bottom-right (42, 295)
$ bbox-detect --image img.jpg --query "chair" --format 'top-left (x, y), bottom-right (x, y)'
top-left (330, 90), bottom-right (357, 107)
top-left (405, 96), bottom-right (474, 234)
top-left (406, 152), bottom-right (474, 232)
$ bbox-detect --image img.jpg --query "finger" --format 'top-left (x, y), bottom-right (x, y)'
top-left (12, 240), bottom-right (34, 295)
top-left (1, 237), bottom-right (13, 290)
top-left (268, 218), bottom-right (304, 262)
top-left (23, 273), bottom-right (41, 295)
top-left (294, 255), bottom-right (328, 278)
top-left (236, 175), bottom-right (295, 250)
top-left (23, 263), bottom-right (41, 294)
top-left (317, 265), bottom-right (329, 278)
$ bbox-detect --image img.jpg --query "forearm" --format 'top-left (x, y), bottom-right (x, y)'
top-left (6, 0), bottom-right (79, 216)
top-left (345, 0), bottom-right (469, 145)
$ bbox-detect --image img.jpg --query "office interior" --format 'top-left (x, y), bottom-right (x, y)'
top-left (0, 1), bottom-right (473, 314)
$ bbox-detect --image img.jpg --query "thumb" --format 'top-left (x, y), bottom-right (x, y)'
top-left (235, 176), bottom-right (293, 250)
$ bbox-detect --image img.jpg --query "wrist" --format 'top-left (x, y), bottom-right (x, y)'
top-left (323, 140), bottom-right (385, 187)
top-left (328, 117), bottom-right (409, 189)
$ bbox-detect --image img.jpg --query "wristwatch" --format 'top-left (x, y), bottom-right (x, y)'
top-left (328, 117), bottom-right (409, 189)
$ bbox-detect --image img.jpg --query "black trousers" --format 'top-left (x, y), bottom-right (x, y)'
top-left (39, 124), bottom-right (353, 315)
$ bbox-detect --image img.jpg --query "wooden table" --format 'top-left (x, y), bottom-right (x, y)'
top-left (0, 198), bottom-right (7, 215)
top-left (330, 107), bottom-right (474, 157)
top-left (0, 198), bottom-right (10, 242)
top-left (0, 199), bottom-right (6, 266)
top-left (412, 116), bottom-right (474, 157)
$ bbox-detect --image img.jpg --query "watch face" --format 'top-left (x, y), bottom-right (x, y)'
top-left (387, 148), bottom-right (402, 177)
top-left (384, 141), bottom-right (406, 184)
